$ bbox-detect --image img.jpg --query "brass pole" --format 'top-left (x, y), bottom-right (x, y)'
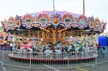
top-left (33, 30), bottom-right (35, 38)
top-left (28, 30), bottom-right (30, 38)
top-left (38, 29), bottom-right (40, 48)
top-left (92, 31), bottom-right (94, 45)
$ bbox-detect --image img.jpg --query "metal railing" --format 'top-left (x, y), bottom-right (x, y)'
top-left (0, 50), bottom-right (103, 71)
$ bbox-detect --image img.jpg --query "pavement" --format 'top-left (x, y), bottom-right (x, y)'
top-left (82, 62), bottom-right (108, 71)
top-left (2, 62), bottom-right (108, 71)
top-left (0, 64), bottom-right (3, 71)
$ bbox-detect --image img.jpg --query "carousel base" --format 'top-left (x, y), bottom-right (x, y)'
top-left (8, 52), bottom-right (98, 64)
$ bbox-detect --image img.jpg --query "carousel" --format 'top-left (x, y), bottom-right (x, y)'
top-left (1, 11), bottom-right (106, 63)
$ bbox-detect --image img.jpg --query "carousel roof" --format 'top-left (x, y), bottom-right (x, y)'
top-left (1, 11), bottom-right (106, 33)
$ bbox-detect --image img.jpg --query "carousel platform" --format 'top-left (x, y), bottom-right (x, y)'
top-left (8, 52), bottom-right (98, 64)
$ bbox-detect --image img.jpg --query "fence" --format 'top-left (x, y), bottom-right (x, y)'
top-left (0, 49), bottom-right (108, 71)
top-left (1, 50), bottom-right (107, 71)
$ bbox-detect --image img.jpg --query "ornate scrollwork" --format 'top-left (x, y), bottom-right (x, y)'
top-left (62, 12), bottom-right (73, 28)
top-left (22, 14), bottom-right (34, 29)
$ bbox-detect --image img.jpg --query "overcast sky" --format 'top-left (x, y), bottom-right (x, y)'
top-left (0, 0), bottom-right (108, 32)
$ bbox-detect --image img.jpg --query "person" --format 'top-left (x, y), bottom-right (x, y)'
top-left (97, 43), bottom-right (100, 51)
top-left (42, 45), bottom-right (46, 53)
top-left (32, 41), bottom-right (38, 52)
top-left (55, 48), bottom-right (62, 54)
top-left (20, 39), bottom-right (33, 53)
top-left (56, 41), bottom-right (62, 49)
top-left (101, 47), bottom-right (106, 57)
top-left (84, 44), bottom-right (90, 57)
top-left (55, 48), bottom-right (62, 58)
top-left (63, 42), bottom-right (68, 53)
top-left (12, 42), bottom-right (16, 51)
top-left (68, 44), bottom-right (72, 52)
top-left (44, 48), bottom-right (52, 56)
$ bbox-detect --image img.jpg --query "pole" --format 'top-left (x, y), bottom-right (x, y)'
top-left (83, 0), bottom-right (85, 15)
top-left (38, 29), bottom-right (40, 48)
top-left (29, 51), bottom-right (32, 71)
top-left (53, 0), bottom-right (55, 11)
top-left (28, 30), bottom-right (30, 38)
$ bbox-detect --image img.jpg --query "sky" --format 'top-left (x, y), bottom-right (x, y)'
top-left (0, 0), bottom-right (108, 32)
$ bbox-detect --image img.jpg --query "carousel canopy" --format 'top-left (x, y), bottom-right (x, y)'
top-left (1, 11), bottom-right (106, 33)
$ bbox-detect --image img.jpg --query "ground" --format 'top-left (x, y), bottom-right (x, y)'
top-left (0, 63), bottom-right (108, 71)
